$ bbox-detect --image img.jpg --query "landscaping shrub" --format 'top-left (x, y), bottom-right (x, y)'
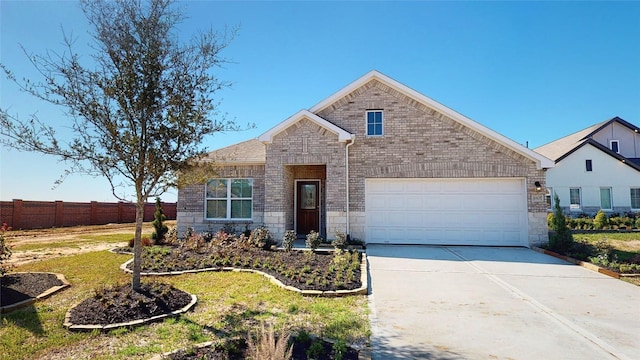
top-left (246, 323), bottom-right (293, 360)
top-left (165, 226), bottom-right (178, 245)
top-left (636, 217), bottom-right (640, 229)
top-left (591, 237), bottom-right (615, 262)
top-left (332, 230), bottom-right (348, 250)
top-left (249, 226), bottom-right (276, 250)
top-left (547, 212), bottom-right (555, 229)
top-left (305, 230), bottom-right (322, 252)
top-left (0, 222), bottom-right (13, 276)
top-left (593, 211), bottom-right (608, 230)
top-left (151, 197), bottom-right (169, 243)
top-left (128, 237), bottom-right (153, 248)
top-left (549, 194), bottom-right (573, 253)
top-left (282, 230), bottom-right (296, 252)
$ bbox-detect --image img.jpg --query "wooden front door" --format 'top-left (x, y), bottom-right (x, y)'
top-left (296, 181), bottom-right (320, 235)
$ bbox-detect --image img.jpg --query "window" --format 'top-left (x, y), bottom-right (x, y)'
top-left (610, 140), bottom-right (620, 153)
top-left (545, 188), bottom-right (553, 209)
top-left (585, 159), bottom-right (593, 172)
top-left (366, 110), bottom-right (383, 136)
top-left (600, 188), bottom-right (612, 210)
top-left (631, 188), bottom-right (640, 209)
top-left (569, 188), bottom-right (581, 210)
top-left (205, 179), bottom-right (253, 220)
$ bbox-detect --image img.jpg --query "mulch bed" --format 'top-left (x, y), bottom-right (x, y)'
top-left (125, 246), bottom-right (363, 292)
top-left (165, 336), bottom-right (359, 360)
top-left (1, 272), bottom-right (63, 307)
top-left (66, 282), bottom-right (193, 325)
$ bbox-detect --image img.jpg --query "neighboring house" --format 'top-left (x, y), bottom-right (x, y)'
top-left (535, 117), bottom-right (640, 215)
top-left (178, 71), bottom-right (553, 247)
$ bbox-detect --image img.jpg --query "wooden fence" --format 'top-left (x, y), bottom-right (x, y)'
top-left (0, 199), bottom-right (176, 230)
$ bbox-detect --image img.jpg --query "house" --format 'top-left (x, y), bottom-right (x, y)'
top-left (535, 117), bottom-right (640, 215)
top-left (177, 71), bottom-right (553, 247)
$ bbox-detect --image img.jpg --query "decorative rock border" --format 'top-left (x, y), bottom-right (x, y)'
top-left (1, 272), bottom-right (70, 314)
top-left (532, 246), bottom-right (633, 279)
top-left (63, 294), bottom-right (197, 331)
top-left (120, 253), bottom-right (369, 297)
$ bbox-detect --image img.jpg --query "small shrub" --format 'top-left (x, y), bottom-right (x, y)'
top-left (594, 210), bottom-right (609, 230)
top-left (332, 230), bottom-right (348, 250)
top-left (332, 339), bottom-right (347, 360)
top-left (636, 217), bottom-right (640, 229)
top-left (306, 340), bottom-right (325, 360)
top-left (247, 323), bottom-right (293, 360)
top-left (295, 329), bottom-right (311, 344)
top-left (305, 230), bottom-right (322, 252)
top-left (210, 230), bottom-right (234, 247)
top-left (165, 226), bottom-right (178, 244)
top-left (609, 216), bottom-right (622, 229)
top-left (249, 226), bottom-right (276, 250)
top-left (151, 197), bottom-right (169, 243)
top-left (282, 230), bottom-right (296, 252)
top-left (128, 237), bottom-right (153, 248)
top-left (592, 237), bottom-right (615, 262)
top-left (0, 222), bottom-right (13, 276)
top-left (547, 212), bottom-right (555, 229)
top-left (549, 194), bottom-right (573, 253)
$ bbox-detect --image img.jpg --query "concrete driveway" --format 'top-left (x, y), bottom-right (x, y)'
top-left (367, 245), bottom-right (639, 360)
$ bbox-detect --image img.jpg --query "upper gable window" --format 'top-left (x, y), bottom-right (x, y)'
top-left (366, 110), bottom-right (383, 136)
top-left (610, 140), bottom-right (620, 153)
top-left (585, 159), bottom-right (593, 172)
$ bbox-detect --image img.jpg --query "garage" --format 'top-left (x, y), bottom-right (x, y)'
top-left (365, 178), bottom-right (528, 246)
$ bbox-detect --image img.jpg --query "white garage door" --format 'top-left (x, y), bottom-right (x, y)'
top-left (365, 178), bottom-right (527, 246)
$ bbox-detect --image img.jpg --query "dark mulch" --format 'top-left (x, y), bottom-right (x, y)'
top-left (67, 282), bottom-right (192, 325)
top-left (126, 246), bottom-right (363, 292)
top-left (1, 273), bottom-right (63, 307)
top-left (167, 336), bottom-right (359, 360)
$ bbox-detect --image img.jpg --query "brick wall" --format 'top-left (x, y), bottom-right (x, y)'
top-left (176, 165), bottom-right (265, 235)
top-left (0, 200), bottom-right (176, 230)
top-left (316, 79), bottom-right (547, 215)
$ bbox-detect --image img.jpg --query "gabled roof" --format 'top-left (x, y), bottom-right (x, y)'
top-left (202, 138), bottom-right (265, 164)
top-left (258, 109), bottom-right (353, 143)
top-left (310, 70), bottom-right (553, 170)
top-left (534, 116), bottom-right (640, 172)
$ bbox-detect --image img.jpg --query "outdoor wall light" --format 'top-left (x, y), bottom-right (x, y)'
top-left (534, 181), bottom-right (542, 191)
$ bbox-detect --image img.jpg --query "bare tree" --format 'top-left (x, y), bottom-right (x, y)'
top-left (0, 0), bottom-right (238, 290)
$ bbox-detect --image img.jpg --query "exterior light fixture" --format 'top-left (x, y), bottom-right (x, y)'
top-left (534, 181), bottom-right (542, 191)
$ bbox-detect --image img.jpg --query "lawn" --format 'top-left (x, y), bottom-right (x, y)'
top-left (571, 232), bottom-right (640, 286)
top-left (0, 250), bottom-right (369, 360)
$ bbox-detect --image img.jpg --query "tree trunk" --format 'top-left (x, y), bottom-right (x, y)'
top-left (132, 201), bottom-right (145, 291)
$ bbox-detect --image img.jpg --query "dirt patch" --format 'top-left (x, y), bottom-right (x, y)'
top-left (5, 221), bottom-right (175, 266)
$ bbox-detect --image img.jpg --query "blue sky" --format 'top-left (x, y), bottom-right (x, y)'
top-left (1, 1), bottom-right (639, 203)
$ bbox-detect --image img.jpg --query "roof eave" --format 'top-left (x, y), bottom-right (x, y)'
top-left (258, 109), bottom-right (353, 144)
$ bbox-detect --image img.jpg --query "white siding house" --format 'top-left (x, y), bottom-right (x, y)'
top-left (536, 117), bottom-right (640, 215)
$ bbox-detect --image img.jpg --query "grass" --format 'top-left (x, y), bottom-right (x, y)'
top-left (0, 250), bottom-right (369, 360)
top-left (572, 232), bottom-right (640, 262)
top-left (11, 233), bottom-right (150, 252)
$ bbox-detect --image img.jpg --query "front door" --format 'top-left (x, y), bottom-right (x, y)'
top-left (296, 181), bottom-right (320, 235)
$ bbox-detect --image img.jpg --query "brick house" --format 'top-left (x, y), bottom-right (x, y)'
top-left (178, 71), bottom-right (554, 247)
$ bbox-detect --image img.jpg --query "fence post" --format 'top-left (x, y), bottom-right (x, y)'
top-left (12, 199), bottom-right (23, 229)
top-left (118, 202), bottom-right (124, 223)
top-left (55, 201), bottom-right (64, 227)
top-left (90, 201), bottom-right (98, 225)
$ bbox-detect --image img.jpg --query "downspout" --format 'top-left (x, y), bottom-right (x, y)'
top-left (345, 135), bottom-right (355, 236)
